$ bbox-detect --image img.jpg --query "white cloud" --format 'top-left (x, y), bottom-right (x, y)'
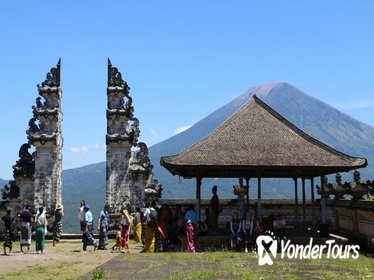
top-left (173, 125), bottom-right (192, 135)
top-left (150, 129), bottom-right (158, 137)
top-left (92, 144), bottom-right (104, 152)
top-left (70, 146), bottom-right (90, 153)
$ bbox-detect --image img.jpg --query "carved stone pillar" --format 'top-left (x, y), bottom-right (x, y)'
top-left (106, 59), bottom-right (140, 213)
top-left (27, 59), bottom-right (63, 213)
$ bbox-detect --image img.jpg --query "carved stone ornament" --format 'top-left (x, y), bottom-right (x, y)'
top-left (37, 58), bottom-right (61, 88)
top-left (1, 181), bottom-right (20, 200)
top-left (108, 58), bottom-right (130, 91)
top-left (12, 143), bottom-right (35, 178)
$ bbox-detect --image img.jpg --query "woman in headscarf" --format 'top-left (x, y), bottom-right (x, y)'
top-left (53, 203), bottom-right (64, 246)
top-left (97, 204), bottom-right (110, 250)
top-left (35, 207), bottom-right (48, 254)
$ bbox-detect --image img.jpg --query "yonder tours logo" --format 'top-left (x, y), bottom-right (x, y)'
top-left (256, 235), bottom-right (360, 266)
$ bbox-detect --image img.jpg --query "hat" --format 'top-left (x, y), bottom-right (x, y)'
top-left (56, 203), bottom-right (63, 210)
top-left (84, 205), bottom-right (90, 210)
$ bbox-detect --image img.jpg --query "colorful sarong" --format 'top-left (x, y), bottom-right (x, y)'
top-left (144, 225), bottom-right (155, 253)
top-left (82, 223), bottom-right (97, 250)
top-left (20, 222), bottom-right (32, 247)
top-left (133, 222), bottom-right (142, 243)
top-left (3, 229), bottom-right (12, 248)
top-left (121, 225), bottom-right (129, 247)
top-left (53, 221), bottom-right (63, 242)
top-left (99, 222), bottom-right (108, 248)
top-left (185, 223), bottom-right (195, 252)
top-left (36, 227), bottom-right (45, 251)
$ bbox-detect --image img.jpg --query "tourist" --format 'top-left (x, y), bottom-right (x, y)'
top-left (210, 185), bottom-right (220, 232)
top-left (82, 205), bottom-right (97, 251)
top-left (120, 209), bottom-right (132, 253)
top-left (273, 214), bottom-right (286, 239)
top-left (167, 208), bottom-right (184, 251)
top-left (184, 204), bottom-right (197, 253)
top-left (78, 200), bottom-right (86, 232)
top-left (1, 210), bottom-right (14, 255)
top-left (155, 206), bottom-right (166, 252)
top-left (253, 217), bottom-right (263, 240)
top-left (97, 204), bottom-right (110, 250)
top-left (141, 203), bottom-right (149, 248)
top-left (20, 205), bottom-right (33, 253)
top-left (133, 207), bottom-right (142, 243)
top-left (52, 203), bottom-right (64, 246)
top-left (230, 211), bottom-right (242, 250)
top-left (242, 211), bottom-right (254, 252)
top-left (143, 201), bottom-right (157, 253)
top-left (112, 224), bottom-right (123, 251)
top-left (162, 204), bottom-right (173, 245)
top-left (35, 207), bottom-right (48, 254)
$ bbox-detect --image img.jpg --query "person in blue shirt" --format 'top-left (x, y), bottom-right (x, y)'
top-left (97, 204), bottom-right (110, 250)
top-left (82, 205), bottom-right (97, 251)
top-left (184, 204), bottom-right (197, 253)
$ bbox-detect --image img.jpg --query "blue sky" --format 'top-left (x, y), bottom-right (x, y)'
top-left (1, 1), bottom-right (374, 179)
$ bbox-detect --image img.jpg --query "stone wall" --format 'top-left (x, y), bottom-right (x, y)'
top-left (325, 200), bottom-right (374, 249)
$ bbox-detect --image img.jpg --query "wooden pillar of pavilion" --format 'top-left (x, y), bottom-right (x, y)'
top-left (302, 178), bottom-right (306, 225)
top-left (310, 177), bottom-right (315, 229)
top-left (257, 177), bottom-right (262, 218)
top-left (196, 176), bottom-right (202, 222)
top-left (245, 177), bottom-right (250, 211)
top-left (320, 175), bottom-right (329, 237)
top-left (320, 176), bottom-right (326, 224)
top-left (294, 178), bottom-right (299, 225)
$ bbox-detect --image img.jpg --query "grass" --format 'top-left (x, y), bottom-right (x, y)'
top-left (1, 240), bottom-right (374, 279)
top-left (101, 251), bottom-right (374, 280)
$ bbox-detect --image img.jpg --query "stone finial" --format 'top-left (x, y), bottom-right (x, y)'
top-left (107, 58), bottom-right (130, 91)
top-left (353, 170), bottom-right (360, 182)
top-left (335, 173), bottom-right (342, 184)
top-left (38, 59), bottom-right (61, 88)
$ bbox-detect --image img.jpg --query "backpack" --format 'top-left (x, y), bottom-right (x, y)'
top-left (147, 208), bottom-right (158, 227)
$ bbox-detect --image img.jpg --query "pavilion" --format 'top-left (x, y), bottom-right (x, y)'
top-left (160, 95), bottom-right (367, 227)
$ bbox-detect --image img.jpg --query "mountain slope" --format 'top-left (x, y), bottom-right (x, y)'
top-left (0, 179), bottom-right (7, 186)
top-left (62, 162), bottom-right (106, 232)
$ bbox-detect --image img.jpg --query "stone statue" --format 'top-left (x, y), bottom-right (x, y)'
top-left (128, 118), bottom-right (140, 146)
top-left (27, 118), bottom-right (39, 133)
top-left (1, 181), bottom-right (19, 200)
top-left (12, 143), bottom-right (35, 178)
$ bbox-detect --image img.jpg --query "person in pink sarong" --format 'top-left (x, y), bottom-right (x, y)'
top-left (184, 205), bottom-right (197, 253)
top-left (120, 209), bottom-right (132, 253)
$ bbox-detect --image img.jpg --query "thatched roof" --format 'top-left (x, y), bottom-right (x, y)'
top-left (160, 95), bottom-right (367, 178)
